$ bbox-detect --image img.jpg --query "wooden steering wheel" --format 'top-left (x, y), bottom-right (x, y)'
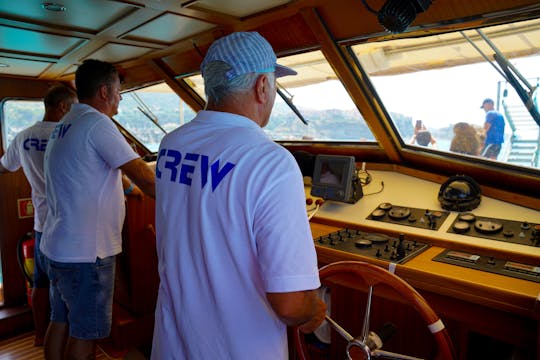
top-left (294, 261), bottom-right (456, 360)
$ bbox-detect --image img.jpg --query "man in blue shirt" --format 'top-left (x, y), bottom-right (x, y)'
top-left (480, 98), bottom-right (505, 159)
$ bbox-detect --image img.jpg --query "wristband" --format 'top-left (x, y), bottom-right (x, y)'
top-left (124, 182), bottom-right (134, 195)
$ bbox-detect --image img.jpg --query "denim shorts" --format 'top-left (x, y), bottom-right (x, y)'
top-left (47, 256), bottom-right (116, 340)
top-left (33, 232), bottom-right (50, 288)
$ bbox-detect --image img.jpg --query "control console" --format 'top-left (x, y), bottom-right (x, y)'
top-left (447, 213), bottom-right (540, 247)
top-left (314, 228), bottom-right (429, 264)
top-left (367, 203), bottom-right (450, 231)
top-left (433, 249), bottom-right (540, 283)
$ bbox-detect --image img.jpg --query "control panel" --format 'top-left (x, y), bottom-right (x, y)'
top-left (367, 203), bottom-right (450, 231)
top-left (447, 213), bottom-right (540, 247)
top-left (314, 228), bottom-right (429, 264)
top-left (433, 249), bottom-right (540, 283)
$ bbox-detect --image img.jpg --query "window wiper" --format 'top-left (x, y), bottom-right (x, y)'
top-left (277, 83), bottom-right (308, 125)
top-left (129, 92), bottom-right (167, 133)
top-left (461, 30), bottom-right (540, 126)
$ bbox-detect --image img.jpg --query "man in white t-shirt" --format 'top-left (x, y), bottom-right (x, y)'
top-left (41, 59), bottom-right (156, 360)
top-left (152, 32), bottom-right (326, 359)
top-left (0, 85), bottom-right (77, 346)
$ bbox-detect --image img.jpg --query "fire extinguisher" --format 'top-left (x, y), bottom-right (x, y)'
top-left (16, 232), bottom-right (35, 307)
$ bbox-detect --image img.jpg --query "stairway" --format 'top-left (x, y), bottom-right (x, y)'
top-left (501, 96), bottom-right (540, 168)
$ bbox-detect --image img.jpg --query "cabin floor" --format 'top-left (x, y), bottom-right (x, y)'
top-left (0, 332), bottom-right (149, 360)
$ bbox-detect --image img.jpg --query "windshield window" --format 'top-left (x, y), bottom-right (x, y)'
top-left (351, 18), bottom-right (540, 169)
top-left (115, 82), bottom-right (197, 152)
top-left (184, 50), bottom-right (375, 142)
top-left (1, 100), bottom-right (44, 150)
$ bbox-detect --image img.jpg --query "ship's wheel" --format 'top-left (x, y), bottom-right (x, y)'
top-left (294, 261), bottom-right (456, 360)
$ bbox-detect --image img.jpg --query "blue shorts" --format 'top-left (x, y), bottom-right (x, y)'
top-left (47, 256), bottom-right (116, 340)
top-left (33, 232), bottom-right (50, 288)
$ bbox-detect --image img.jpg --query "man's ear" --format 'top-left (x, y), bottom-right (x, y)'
top-left (59, 100), bottom-right (71, 114)
top-left (98, 84), bottom-right (109, 100)
top-left (254, 74), bottom-right (270, 104)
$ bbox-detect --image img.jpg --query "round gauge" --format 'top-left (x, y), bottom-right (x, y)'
top-left (364, 233), bottom-right (389, 243)
top-left (371, 209), bottom-right (386, 219)
top-left (388, 207), bottom-right (411, 220)
top-left (378, 202), bottom-right (392, 210)
top-left (452, 221), bottom-right (470, 233)
top-left (474, 220), bottom-right (503, 234)
top-left (458, 213), bottom-right (476, 222)
top-left (355, 239), bottom-right (372, 248)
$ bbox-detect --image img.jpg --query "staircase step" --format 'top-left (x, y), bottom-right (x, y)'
top-left (510, 145), bottom-right (535, 149)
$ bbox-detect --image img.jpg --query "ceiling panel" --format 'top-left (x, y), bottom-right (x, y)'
top-left (0, 0), bottom-right (133, 32)
top-left (81, 43), bottom-right (153, 64)
top-left (0, 25), bottom-right (82, 57)
top-left (193, 0), bottom-right (291, 18)
top-left (0, 56), bottom-right (52, 77)
top-left (124, 13), bottom-right (215, 44)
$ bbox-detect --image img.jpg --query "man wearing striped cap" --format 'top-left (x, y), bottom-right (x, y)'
top-left (152, 32), bottom-right (326, 359)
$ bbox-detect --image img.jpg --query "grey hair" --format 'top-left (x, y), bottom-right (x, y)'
top-left (203, 61), bottom-right (275, 107)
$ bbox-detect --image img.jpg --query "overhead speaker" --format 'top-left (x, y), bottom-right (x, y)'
top-left (377, 0), bottom-right (432, 33)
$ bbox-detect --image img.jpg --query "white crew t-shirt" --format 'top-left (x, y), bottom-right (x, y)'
top-left (41, 103), bottom-right (139, 262)
top-left (1, 121), bottom-right (57, 232)
top-left (152, 110), bottom-right (320, 360)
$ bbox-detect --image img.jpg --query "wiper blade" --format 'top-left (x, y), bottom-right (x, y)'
top-left (130, 92), bottom-right (166, 134)
top-left (136, 106), bottom-right (167, 134)
top-left (277, 84), bottom-right (308, 125)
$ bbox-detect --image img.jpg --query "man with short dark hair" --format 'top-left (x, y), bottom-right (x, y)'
top-left (41, 59), bottom-right (155, 359)
top-left (152, 32), bottom-right (326, 359)
top-left (480, 98), bottom-right (505, 159)
top-left (0, 85), bottom-right (77, 347)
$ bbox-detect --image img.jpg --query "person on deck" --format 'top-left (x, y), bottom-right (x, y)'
top-left (152, 31), bottom-right (326, 360)
top-left (450, 122), bottom-right (482, 156)
top-left (480, 98), bottom-right (505, 159)
top-left (410, 120), bottom-right (437, 148)
top-left (0, 85), bottom-right (77, 347)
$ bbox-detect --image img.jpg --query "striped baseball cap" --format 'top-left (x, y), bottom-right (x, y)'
top-left (200, 31), bottom-right (297, 80)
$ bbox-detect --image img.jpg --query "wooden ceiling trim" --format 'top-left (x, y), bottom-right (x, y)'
top-left (122, 26), bottom-right (226, 80)
top-left (236, 0), bottom-right (327, 31)
top-left (299, 7), bottom-right (401, 162)
top-left (318, 0), bottom-right (540, 43)
top-left (116, 63), bottom-right (160, 90)
top-left (148, 58), bottom-right (205, 112)
top-left (160, 46), bottom-right (207, 78)
top-left (255, 13), bottom-right (319, 56)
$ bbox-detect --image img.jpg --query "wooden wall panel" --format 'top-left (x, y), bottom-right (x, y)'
top-left (0, 171), bottom-right (33, 306)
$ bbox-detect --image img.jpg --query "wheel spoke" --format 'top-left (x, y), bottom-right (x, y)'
top-left (361, 285), bottom-right (374, 343)
top-left (325, 315), bottom-right (353, 341)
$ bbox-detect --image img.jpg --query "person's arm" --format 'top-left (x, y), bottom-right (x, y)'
top-left (120, 158), bottom-right (155, 198)
top-left (267, 289), bottom-right (326, 333)
top-left (122, 174), bottom-right (144, 198)
top-left (430, 135), bottom-right (437, 148)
